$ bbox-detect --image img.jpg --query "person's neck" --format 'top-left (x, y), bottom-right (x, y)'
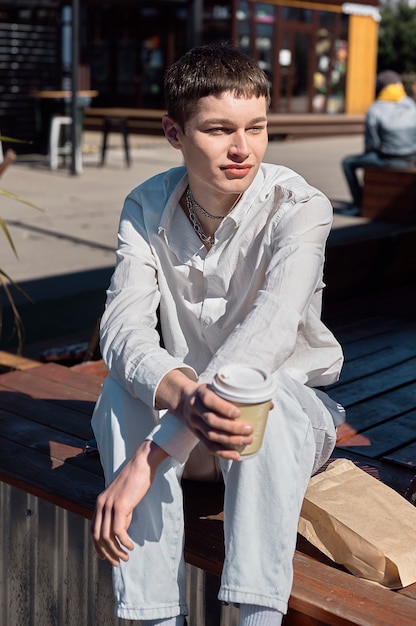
top-left (181, 185), bottom-right (242, 249)
top-left (187, 185), bottom-right (242, 219)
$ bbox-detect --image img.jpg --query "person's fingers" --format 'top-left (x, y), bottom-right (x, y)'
top-left (91, 506), bottom-right (107, 558)
top-left (190, 414), bottom-right (252, 460)
top-left (200, 385), bottom-right (240, 419)
top-left (197, 409), bottom-right (253, 436)
top-left (91, 497), bottom-right (133, 566)
top-left (112, 510), bottom-right (134, 553)
top-left (198, 436), bottom-right (243, 460)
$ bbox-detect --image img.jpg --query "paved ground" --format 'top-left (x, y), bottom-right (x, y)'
top-left (1, 131), bottom-right (364, 292)
top-left (1, 130), bottom-right (376, 354)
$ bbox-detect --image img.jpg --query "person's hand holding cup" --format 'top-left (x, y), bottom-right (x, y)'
top-left (211, 364), bottom-right (276, 459)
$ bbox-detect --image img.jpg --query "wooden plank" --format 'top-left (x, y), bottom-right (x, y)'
top-left (384, 440), bottom-right (416, 467)
top-left (336, 382), bottom-right (416, 434)
top-left (0, 350), bottom-right (40, 371)
top-left (0, 366), bottom-right (99, 408)
top-left (289, 551), bottom-right (416, 626)
top-left (339, 327), bottom-right (416, 361)
top-left (71, 359), bottom-right (109, 380)
top-left (328, 357), bottom-right (416, 407)
top-left (0, 401), bottom-right (92, 444)
top-left (333, 345), bottom-right (416, 387)
top-left (19, 361), bottom-right (104, 395)
top-left (337, 409), bottom-right (416, 458)
top-left (331, 317), bottom-right (404, 346)
top-left (0, 408), bottom-right (97, 470)
top-left (0, 437), bottom-right (102, 516)
top-left (0, 388), bottom-right (94, 436)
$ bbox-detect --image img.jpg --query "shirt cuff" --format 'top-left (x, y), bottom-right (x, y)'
top-left (129, 354), bottom-right (197, 408)
top-left (146, 412), bottom-right (199, 464)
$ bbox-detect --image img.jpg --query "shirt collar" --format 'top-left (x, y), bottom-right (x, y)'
top-left (158, 165), bottom-right (267, 253)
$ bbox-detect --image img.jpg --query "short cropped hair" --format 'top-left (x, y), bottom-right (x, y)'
top-left (164, 42), bottom-right (271, 130)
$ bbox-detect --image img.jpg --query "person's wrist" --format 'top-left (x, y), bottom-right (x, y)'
top-left (131, 440), bottom-right (169, 478)
top-left (156, 368), bottom-right (199, 413)
top-left (147, 440), bottom-right (169, 468)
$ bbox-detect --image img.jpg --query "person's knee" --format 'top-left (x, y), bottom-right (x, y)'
top-left (342, 154), bottom-right (360, 169)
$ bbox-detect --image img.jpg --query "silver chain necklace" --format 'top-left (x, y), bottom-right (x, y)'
top-left (185, 189), bottom-right (216, 246)
top-left (186, 186), bottom-right (225, 220)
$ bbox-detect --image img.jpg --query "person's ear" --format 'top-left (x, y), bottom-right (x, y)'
top-left (162, 115), bottom-right (182, 148)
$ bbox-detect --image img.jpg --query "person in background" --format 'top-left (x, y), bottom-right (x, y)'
top-left (341, 70), bottom-right (416, 213)
top-left (90, 43), bottom-right (345, 626)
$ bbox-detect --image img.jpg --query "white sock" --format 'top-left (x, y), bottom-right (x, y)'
top-left (144, 617), bottom-right (184, 626)
top-left (239, 604), bottom-right (283, 626)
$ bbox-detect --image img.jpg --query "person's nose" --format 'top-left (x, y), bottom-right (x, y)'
top-left (228, 130), bottom-right (250, 158)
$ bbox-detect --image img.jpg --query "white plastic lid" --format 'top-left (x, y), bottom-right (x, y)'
top-left (212, 363), bottom-right (276, 403)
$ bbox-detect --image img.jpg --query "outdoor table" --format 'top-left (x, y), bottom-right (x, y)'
top-left (32, 90), bottom-right (98, 154)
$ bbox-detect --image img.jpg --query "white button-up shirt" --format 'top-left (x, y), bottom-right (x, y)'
top-left (99, 163), bottom-right (343, 462)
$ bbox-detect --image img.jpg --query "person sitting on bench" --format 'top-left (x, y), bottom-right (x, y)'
top-left (90, 43), bottom-right (345, 626)
top-left (341, 70), bottom-right (416, 213)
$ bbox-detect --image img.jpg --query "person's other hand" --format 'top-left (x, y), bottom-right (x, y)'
top-left (91, 440), bottom-right (168, 565)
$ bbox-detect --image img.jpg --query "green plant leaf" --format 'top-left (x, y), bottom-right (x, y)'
top-left (0, 188), bottom-right (47, 211)
top-left (0, 268), bottom-right (34, 303)
top-left (0, 273), bottom-right (26, 354)
top-left (0, 135), bottom-right (31, 145)
top-left (0, 134), bottom-right (41, 352)
top-left (0, 217), bottom-right (18, 257)
top-left (0, 269), bottom-right (35, 304)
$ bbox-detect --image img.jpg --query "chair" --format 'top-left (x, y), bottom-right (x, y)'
top-left (48, 115), bottom-right (83, 173)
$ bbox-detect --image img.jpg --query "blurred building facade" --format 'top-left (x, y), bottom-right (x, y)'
top-left (0, 0), bottom-right (380, 148)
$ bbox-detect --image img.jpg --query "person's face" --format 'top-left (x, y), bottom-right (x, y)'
top-left (163, 92), bottom-right (268, 202)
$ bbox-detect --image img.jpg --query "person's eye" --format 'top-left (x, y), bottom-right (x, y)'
top-left (206, 127), bottom-right (229, 134)
top-left (248, 125), bottom-right (266, 134)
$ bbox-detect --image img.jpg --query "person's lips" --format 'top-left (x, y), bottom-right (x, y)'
top-left (222, 165), bottom-right (252, 177)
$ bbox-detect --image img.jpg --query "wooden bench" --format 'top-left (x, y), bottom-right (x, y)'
top-left (83, 107), bottom-right (365, 144)
top-left (265, 113), bottom-right (365, 140)
top-left (83, 106), bottom-right (166, 136)
top-left (83, 107), bottom-right (166, 167)
top-left (361, 165), bottom-right (416, 223)
top-left (0, 285), bottom-right (416, 625)
top-left (0, 361), bottom-right (415, 625)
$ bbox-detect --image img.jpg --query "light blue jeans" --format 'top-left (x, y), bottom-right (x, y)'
top-left (92, 371), bottom-right (337, 621)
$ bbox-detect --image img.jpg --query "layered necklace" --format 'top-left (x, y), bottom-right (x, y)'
top-left (185, 185), bottom-right (241, 247)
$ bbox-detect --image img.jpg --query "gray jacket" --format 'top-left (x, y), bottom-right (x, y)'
top-left (365, 96), bottom-right (416, 158)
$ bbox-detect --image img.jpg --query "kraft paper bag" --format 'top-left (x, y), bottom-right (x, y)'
top-left (298, 458), bottom-right (416, 589)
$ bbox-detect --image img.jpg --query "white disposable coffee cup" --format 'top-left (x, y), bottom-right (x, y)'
top-left (211, 363), bottom-right (276, 459)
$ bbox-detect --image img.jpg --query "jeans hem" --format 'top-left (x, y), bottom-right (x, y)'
top-left (115, 603), bottom-right (188, 620)
top-left (218, 588), bottom-right (288, 615)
